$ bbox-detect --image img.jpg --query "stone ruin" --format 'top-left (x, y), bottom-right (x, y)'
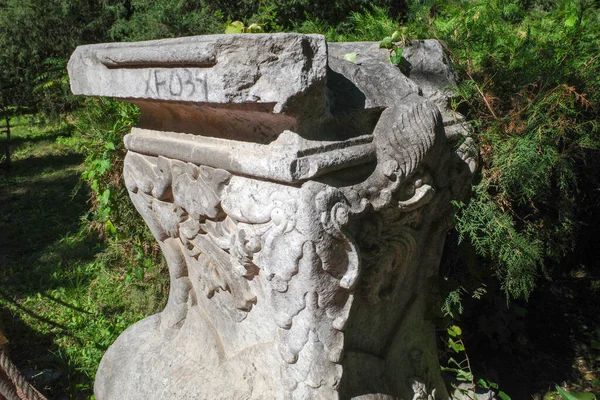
top-left (68, 33), bottom-right (477, 400)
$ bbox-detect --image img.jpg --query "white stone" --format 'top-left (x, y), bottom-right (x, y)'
top-left (68, 33), bottom-right (478, 400)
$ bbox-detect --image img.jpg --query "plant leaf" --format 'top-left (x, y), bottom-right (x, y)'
top-left (379, 36), bottom-right (393, 49)
top-left (246, 23), bottom-right (263, 33)
top-left (498, 391), bottom-right (512, 400)
top-left (390, 47), bottom-right (404, 66)
top-left (448, 325), bottom-right (463, 337)
top-left (105, 219), bottom-right (117, 235)
top-left (343, 53), bottom-right (359, 63)
top-left (564, 15), bottom-right (577, 28)
top-left (448, 338), bottom-right (465, 353)
top-left (390, 54), bottom-right (403, 65)
top-left (456, 369), bottom-right (473, 382)
top-left (225, 21), bottom-right (244, 34)
top-left (555, 386), bottom-right (596, 400)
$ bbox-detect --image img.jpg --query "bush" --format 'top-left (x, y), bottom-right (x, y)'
top-left (73, 98), bottom-right (165, 279)
top-left (300, 0), bottom-right (600, 299)
top-left (109, 0), bottom-right (226, 41)
top-left (404, 0), bottom-right (600, 298)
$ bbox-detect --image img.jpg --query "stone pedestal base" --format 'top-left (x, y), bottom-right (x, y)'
top-left (67, 34), bottom-right (477, 399)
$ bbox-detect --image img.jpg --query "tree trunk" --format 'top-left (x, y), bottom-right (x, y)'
top-left (1, 108), bottom-right (9, 169)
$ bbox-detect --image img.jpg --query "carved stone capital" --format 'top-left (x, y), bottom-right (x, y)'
top-left (68, 34), bottom-right (477, 400)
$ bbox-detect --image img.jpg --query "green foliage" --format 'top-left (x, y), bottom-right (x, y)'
top-left (73, 98), bottom-right (164, 282)
top-left (299, 0), bottom-right (600, 300)
top-left (454, 183), bottom-right (542, 299)
top-left (246, 4), bottom-right (284, 32)
top-left (555, 386), bottom-right (597, 400)
top-left (75, 98), bottom-right (138, 233)
top-left (441, 285), bottom-right (486, 318)
top-left (402, 0), bottom-right (600, 299)
top-left (257, 0), bottom-right (391, 29)
top-left (295, 6), bottom-right (398, 41)
top-left (221, 4), bottom-right (283, 33)
top-left (379, 29), bottom-right (407, 66)
top-left (441, 324), bottom-right (512, 399)
top-left (109, 0), bottom-right (396, 41)
top-left (0, 0), bottom-right (127, 112)
top-left (442, 287), bottom-right (466, 318)
top-left (109, 0), bottom-right (225, 41)
top-left (225, 20), bottom-right (264, 33)
top-left (0, 117), bottom-right (167, 395)
top-left (33, 57), bottom-right (80, 119)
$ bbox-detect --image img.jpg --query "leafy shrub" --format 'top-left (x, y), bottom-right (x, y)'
top-left (295, 5), bottom-right (399, 41)
top-left (0, 0), bottom-right (128, 113)
top-left (74, 98), bottom-right (164, 279)
top-left (33, 58), bottom-right (81, 120)
top-left (109, 0), bottom-right (398, 40)
top-left (265, 0), bottom-right (391, 28)
top-left (300, 0), bottom-right (600, 300)
top-left (404, 0), bottom-right (600, 298)
top-left (109, 0), bottom-right (226, 41)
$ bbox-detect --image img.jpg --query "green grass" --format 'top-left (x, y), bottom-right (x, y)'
top-left (0, 116), bottom-right (167, 398)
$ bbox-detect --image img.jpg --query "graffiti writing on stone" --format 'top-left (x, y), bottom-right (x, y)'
top-left (145, 69), bottom-right (207, 100)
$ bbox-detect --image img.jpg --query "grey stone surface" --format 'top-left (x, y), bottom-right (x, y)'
top-left (68, 33), bottom-right (477, 400)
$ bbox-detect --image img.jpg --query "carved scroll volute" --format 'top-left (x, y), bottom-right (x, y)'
top-left (340, 101), bottom-right (445, 214)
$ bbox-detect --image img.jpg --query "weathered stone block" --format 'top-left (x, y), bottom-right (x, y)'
top-left (68, 33), bottom-right (477, 400)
